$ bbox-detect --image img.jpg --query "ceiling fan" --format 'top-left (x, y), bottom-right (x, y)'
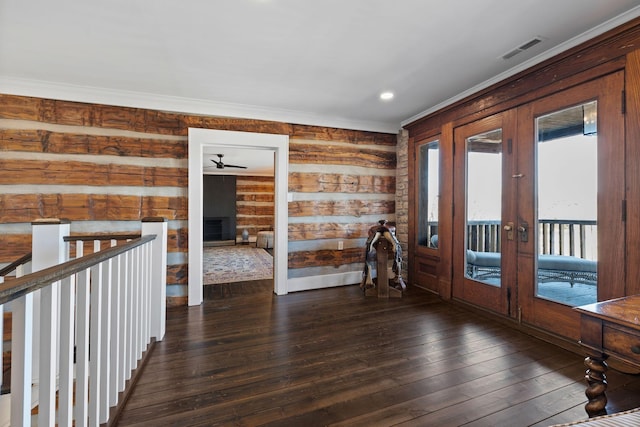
top-left (209, 154), bottom-right (247, 169)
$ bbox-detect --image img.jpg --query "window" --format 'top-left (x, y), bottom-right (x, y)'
top-left (418, 140), bottom-right (440, 249)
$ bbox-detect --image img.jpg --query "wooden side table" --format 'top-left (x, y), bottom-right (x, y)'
top-left (575, 295), bottom-right (640, 417)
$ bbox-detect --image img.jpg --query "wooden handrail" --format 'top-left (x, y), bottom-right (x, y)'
top-left (0, 251), bottom-right (32, 277)
top-left (539, 219), bottom-right (596, 225)
top-left (0, 234), bottom-right (155, 305)
top-left (63, 233), bottom-right (142, 242)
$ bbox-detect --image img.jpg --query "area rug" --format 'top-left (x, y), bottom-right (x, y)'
top-left (203, 245), bottom-right (273, 285)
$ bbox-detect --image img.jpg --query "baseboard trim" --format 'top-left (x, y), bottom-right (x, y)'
top-left (287, 271), bottom-right (361, 293)
top-left (448, 297), bottom-right (583, 356)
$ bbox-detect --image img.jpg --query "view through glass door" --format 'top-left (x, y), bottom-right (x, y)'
top-left (535, 102), bottom-right (598, 307)
top-left (452, 111), bottom-right (516, 316)
top-left (516, 72), bottom-right (625, 339)
top-left (452, 73), bottom-right (624, 339)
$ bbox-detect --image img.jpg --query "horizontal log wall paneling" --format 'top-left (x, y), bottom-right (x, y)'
top-left (288, 172), bottom-right (395, 193)
top-left (0, 95), bottom-right (291, 135)
top-left (0, 128), bottom-right (188, 157)
top-left (236, 175), bottom-right (275, 236)
top-left (287, 132), bottom-right (397, 279)
top-left (288, 199), bottom-right (395, 218)
top-left (0, 159), bottom-right (187, 187)
top-left (290, 124), bottom-right (397, 145)
top-left (0, 94), bottom-right (399, 303)
top-left (0, 193), bottom-right (187, 222)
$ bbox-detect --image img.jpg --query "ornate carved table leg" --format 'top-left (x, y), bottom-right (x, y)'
top-left (584, 354), bottom-right (608, 417)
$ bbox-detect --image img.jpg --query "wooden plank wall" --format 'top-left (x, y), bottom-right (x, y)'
top-left (236, 175), bottom-right (274, 236)
top-left (287, 131), bottom-right (397, 279)
top-left (0, 94), bottom-right (398, 304)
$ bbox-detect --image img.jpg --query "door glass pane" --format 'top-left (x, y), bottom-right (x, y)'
top-left (465, 129), bottom-right (502, 286)
top-left (536, 101), bottom-right (597, 306)
top-left (418, 140), bottom-right (439, 249)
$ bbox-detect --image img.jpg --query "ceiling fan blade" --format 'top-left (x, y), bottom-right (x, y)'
top-left (209, 155), bottom-right (246, 169)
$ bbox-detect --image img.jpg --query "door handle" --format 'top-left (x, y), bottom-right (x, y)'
top-left (518, 222), bottom-right (529, 243)
top-left (504, 222), bottom-right (514, 240)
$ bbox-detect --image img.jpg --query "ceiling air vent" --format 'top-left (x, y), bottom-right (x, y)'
top-left (501, 36), bottom-right (544, 60)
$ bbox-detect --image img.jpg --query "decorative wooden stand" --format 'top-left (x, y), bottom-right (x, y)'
top-left (364, 237), bottom-right (402, 298)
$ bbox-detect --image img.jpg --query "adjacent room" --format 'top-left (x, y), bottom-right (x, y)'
top-left (201, 148), bottom-right (276, 298)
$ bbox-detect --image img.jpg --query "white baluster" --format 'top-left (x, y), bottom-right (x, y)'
top-left (126, 247), bottom-right (134, 381)
top-left (119, 249), bottom-right (130, 388)
top-left (132, 247), bottom-right (140, 365)
top-left (75, 241), bottom-right (90, 426)
top-left (99, 244), bottom-right (112, 423)
top-left (10, 293), bottom-right (33, 427)
top-left (143, 242), bottom-right (150, 345)
top-left (58, 274), bottom-right (75, 427)
top-left (137, 246), bottom-right (145, 360)
top-left (38, 279), bottom-right (59, 426)
top-left (89, 240), bottom-right (102, 427)
top-left (109, 240), bottom-right (121, 407)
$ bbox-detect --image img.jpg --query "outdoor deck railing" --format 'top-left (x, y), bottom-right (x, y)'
top-left (0, 218), bottom-right (167, 427)
top-left (466, 219), bottom-right (597, 259)
top-left (423, 219), bottom-right (597, 260)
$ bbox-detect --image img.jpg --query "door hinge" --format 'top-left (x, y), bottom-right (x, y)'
top-left (507, 138), bottom-right (513, 154)
top-left (623, 199), bottom-right (627, 222)
top-left (622, 90), bottom-right (626, 114)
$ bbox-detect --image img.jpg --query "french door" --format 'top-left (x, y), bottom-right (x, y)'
top-left (452, 110), bottom-right (516, 316)
top-left (452, 72), bottom-right (625, 339)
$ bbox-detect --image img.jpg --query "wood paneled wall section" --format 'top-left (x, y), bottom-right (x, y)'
top-left (236, 175), bottom-right (274, 235)
top-left (287, 131), bottom-right (397, 276)
top-left (0, 95), bottom-right (397, 303)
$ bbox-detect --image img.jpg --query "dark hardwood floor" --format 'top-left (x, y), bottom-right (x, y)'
top-left (116, 284), bottom-right (640, 426)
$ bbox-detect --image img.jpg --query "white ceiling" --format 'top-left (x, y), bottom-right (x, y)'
top-left (202, 147), bottom-right (275, 176)
top-left (1, 1), bottom-right (639, 174)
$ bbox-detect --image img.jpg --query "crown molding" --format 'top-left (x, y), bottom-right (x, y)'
top-left (401, 6), bottom-right (640, 127)
top-left (0, 77), bottom-right (400, 134)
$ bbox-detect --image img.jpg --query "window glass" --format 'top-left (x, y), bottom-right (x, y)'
top-left (418, 140), bottom-right (439, 249)
top-left (465, 129), bottom-right (502, 287)
top-left (535, 101), bottom-right (598, 306)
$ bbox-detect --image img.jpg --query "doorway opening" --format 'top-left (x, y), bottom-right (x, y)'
top-left (188, 128), bottom-right (289, 306)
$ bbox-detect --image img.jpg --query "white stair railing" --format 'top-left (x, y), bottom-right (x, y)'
top-left (1, 253), bottom-right (32, 393)
top-left (0, 217), bottom-right (167, 427)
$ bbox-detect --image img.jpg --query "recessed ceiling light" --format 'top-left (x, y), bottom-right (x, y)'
top-left (380, 91), bottom-right (394, 101)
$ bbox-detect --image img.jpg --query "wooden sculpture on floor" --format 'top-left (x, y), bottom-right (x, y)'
top-left (361, 220), bottom-right (406, 298)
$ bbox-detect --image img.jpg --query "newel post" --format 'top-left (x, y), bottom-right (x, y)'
top-left (30, 218), bottom-right (70, 425)
top-left (141, 217), bottom-right (168, 341)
